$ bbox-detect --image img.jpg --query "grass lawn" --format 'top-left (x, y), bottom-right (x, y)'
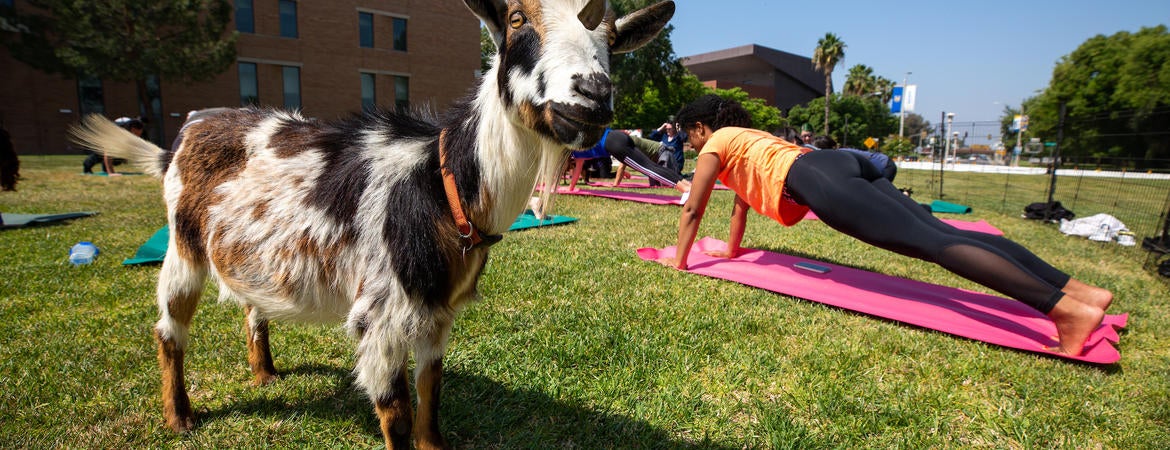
top-left (2, 156), bottom-right (1168, 448)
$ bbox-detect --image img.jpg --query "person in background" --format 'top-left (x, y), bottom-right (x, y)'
top-left (0, 123), bottom-right (18, 191)
top-left (812, 135), bottom-right (898, 182)
top-left (659, 94), bottom-right (1112, 357)
top-left (647, 120), bottom-right (687, 185)
top-left (83, 116), bottom-right (143, 175)
top-left (565, 128), bottom-right (691, 194)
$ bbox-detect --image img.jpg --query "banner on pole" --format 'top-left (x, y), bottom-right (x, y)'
top-left (890, 86), bottom-right (903, 113)
top-left (903, 85), bottom-right (917, 111)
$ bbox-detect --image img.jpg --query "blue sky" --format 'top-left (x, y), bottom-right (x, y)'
top-left (667, 0), bottom-right (1169, 127)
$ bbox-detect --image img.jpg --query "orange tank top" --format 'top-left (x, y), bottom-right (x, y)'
top-left (699, 127), bottom-right (811, 225)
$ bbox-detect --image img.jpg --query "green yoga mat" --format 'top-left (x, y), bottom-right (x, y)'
top-left (1, 212), bottom-right (96, 229)
top-left (123, 225), bottom-right (169, 265)
top-left (508, 210), bottom-right (577, 231)
top-left (125, 212), bottom-right (576, 265)
top-left (929, 200), bottom-right (972, 214)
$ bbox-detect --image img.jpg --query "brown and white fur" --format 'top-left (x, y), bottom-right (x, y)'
top-left (69, 1), bottom-right (674, 448)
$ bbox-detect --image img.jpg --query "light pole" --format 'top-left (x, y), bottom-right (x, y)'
top-left (898, 72), bottom-right (911, 138)
top-left (1013, 105), bottom-right (1026, 167)
top-left (944, 112), bottom-right (955, 167)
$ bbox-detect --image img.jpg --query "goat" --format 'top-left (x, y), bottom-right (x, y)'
top-left (68, 0), bottom-right (675, 448)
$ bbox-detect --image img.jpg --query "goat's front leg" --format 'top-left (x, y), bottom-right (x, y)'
top-left (355, 325), bottom-right (414, 450)
top-left (243, 305), bottom-right (278, 385)
top-left (413, 320), bottom-right (453, 450)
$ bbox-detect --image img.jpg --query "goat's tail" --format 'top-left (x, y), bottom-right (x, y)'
top-left (69, 114), bottom-right (169, 178)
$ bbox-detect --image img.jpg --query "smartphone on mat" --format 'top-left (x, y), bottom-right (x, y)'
top-left (793, 261), bottom-right (831, 274)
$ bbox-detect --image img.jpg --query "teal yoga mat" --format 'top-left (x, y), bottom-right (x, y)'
top-left (930, 200), bottom-right (972, 214)
top-left (1, 212), bottom-right (96, 229)
top-left (125, 212), bottom-right (575, 265)
top-left (508, 210), bottom-right (577, 231)
top-left (123, 225), bottom-right (169, 265)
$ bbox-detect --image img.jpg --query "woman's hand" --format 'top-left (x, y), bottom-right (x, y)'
top-left (702, 249), bottom-right (737, 259)
top-left (655, 256), bottom-right (686, 271)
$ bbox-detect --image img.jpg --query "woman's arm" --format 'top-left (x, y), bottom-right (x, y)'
top-left (662, 153), bottom-right (721, 270)
top-left (705, 194), bottom-right (748, 258)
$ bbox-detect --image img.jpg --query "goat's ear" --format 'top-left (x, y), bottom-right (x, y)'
top-left (464, 0), bottom-right (508, 47)
top-left (612, 0), bottom-right (675, 55)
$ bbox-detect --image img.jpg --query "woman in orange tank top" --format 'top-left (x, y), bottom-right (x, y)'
top-left (659, 95), bottom-right (1112, 357)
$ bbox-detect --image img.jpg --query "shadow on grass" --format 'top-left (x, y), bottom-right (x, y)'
top-left (198, 362), bottom-right (729, 448)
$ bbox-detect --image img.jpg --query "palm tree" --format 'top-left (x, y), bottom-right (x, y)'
top-left (843, 64), bottom-right (874, 97)
top-left (813, 33), bottom-right (846, 135)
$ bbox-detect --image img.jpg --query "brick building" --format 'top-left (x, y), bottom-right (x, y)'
top-left (682, 44), bottom-right (826, 112)
top-left (0, 0), bottom-right (481, 155)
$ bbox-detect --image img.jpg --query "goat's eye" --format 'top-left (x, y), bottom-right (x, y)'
top-left (509, 11), bottom-right (526, 29)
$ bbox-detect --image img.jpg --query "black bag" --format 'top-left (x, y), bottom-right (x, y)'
top-left (1024, 201), bottom-right (1075, 222)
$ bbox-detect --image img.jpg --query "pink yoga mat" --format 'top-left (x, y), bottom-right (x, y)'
top-left (637, 237), bottom-right (1126, 364)
top-left (587, 181), bottom-right (731, 190)
top-left (557, 187), bottom-right (683, 205)
top-left (803, 211), bottom-right (1004, 236)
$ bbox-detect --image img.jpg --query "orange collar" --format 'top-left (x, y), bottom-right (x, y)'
top-left (438, 129), bottom-right (501, 255)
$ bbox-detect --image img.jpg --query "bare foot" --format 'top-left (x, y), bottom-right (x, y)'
top-left (1046, 295), bottom-right (1106, 356)
top-left (1061, 279), bottom-right (1113, 311)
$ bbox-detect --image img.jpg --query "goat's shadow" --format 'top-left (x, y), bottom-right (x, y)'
top-left (199, 362), bottom-right (732, 448)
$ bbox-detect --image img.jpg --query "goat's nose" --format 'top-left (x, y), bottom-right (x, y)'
top-left (572, 73), bottom-right (612, 105)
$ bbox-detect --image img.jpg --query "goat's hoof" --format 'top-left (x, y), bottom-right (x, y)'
top-left (167, 414), bottom-right (196, 433)
top-left (251, 373), bottom-right (279, 386)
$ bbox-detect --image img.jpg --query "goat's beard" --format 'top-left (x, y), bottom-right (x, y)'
top-left (528, 148), bottom-right (572, 218)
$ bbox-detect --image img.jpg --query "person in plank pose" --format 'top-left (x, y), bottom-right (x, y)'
top-left (657, 94), bottom-right (1112, 356)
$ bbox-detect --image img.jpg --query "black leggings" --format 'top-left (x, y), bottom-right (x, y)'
top-left (604, 131), bottom-right (682, 186)
top-left (784, 150), bottom-right (1069, 313)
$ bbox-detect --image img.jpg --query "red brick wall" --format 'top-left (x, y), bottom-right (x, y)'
top-left (0, 0), bottom-right (480, 155)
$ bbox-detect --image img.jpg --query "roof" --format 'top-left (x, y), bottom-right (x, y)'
top-left (682, 44), bottom-right (826, 95)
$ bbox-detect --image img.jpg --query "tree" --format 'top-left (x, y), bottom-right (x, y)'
top-left (609, 0), bottom-right (688, 129)
top-left (711, 87), bottom-right (782, 132)
top-left (843, 64), bottom-right (875, 97)
top-left (1019, 25), bottom-right (1170, 160)
top-left (479, 25), bottom-right (496, 73)
top-left (812, 33), bottom-right (846, 136)
top-left (2, 0), bottom-right (236, 138)
top-left (787, 94), bottom-right (896, 149)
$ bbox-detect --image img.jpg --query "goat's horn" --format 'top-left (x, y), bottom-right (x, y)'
top-left (578, 0), bottom-right (606, 30)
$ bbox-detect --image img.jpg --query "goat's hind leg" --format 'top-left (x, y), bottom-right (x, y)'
top-left (154, 251), bottom-right (208, 432)
top-left (243, 305), bottom-right (278, 385)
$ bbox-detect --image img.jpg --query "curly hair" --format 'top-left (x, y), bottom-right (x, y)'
top-left (675, 94), bottom-right (752, 132)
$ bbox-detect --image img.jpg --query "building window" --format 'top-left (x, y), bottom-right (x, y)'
top-left (235, 0), bottom-right (254, 33)
top-left (77, 76), bottom-right (105, 117)
top-left (279, 0), bottom-right (298, 38)
top-left (358, 12), bottom-right (374, 48)
top-left (145, 74), bottom-right (164, 144)
top-left (239, 62), bottom-right (258, 106)
top-left (392, 17), bottom-right (407, 51)
top-left (394, 76), bottom-right (409, 111)
top-left (282, 66), bottom-right (301, 110)
top-left (361, 72), bottom-right (376, 112)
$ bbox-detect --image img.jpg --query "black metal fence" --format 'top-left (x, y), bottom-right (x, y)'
top-left (895, 158), bottom-right (1170, 264)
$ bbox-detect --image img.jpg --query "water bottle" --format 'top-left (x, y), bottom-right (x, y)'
top-left (69, 241), bottom-right (99, 265)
